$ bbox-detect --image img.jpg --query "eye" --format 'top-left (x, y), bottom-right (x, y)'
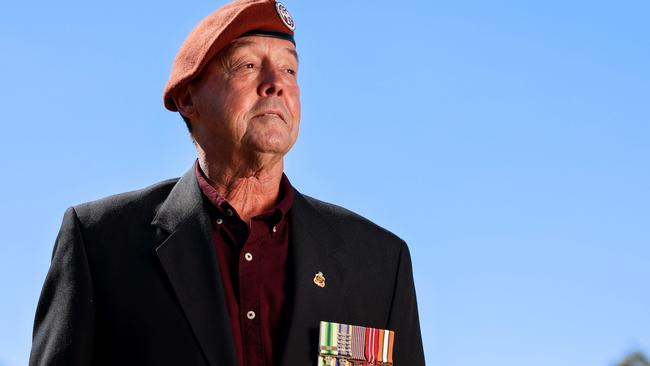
top-left (286, 68), bottom-right (296, 75)
top-left (244, 63), bottom-right (255, 69)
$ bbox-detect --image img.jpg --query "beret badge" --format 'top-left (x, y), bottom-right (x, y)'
top-left (275, 2), bottom-right (296, 31)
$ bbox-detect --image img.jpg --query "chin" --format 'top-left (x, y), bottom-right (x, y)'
top-left (255, 143), bottom-right (291, 155)
top-left (246, 132), bottom-right (293, 154)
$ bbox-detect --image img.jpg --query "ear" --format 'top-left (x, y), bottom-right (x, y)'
top-left (172, 84), bottom-right (197, 120)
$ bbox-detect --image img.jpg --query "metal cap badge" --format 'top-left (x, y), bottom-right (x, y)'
top-left (275, 2), bottom-right (296, 31)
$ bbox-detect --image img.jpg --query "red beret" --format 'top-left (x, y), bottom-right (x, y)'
top-left (163, 0), bottom-right (296, 111)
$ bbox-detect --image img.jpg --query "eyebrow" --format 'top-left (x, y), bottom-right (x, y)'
top-left (228, 39), bottom-right (255, 51)
top-left (285, 48), bottom-right (299, 62)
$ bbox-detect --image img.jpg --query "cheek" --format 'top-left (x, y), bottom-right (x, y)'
top-left (289, 92), bottom-right (301, 141)
top-left (194, 83), bottom-right (228, 119)
top-left (287, 86), bottom-right (301, 120)
top-left (221, 89), bottom-right (253, 120)
top-left (198, 75), bottom-right (253, 118)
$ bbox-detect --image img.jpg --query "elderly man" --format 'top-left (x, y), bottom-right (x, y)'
top-left (29, 1), bottom-right (425, 365)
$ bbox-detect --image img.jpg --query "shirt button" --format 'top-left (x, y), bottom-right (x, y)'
top-left (246, 311), bottom-right (256, 320)
top-left (244, 252), bottom-right (253, 262)
top-left (216, 218), bottom-right (223, 225)
top-left (225, 208), bottom-right (234, 217)
top-left (272, 225), bottom-right (277, 233)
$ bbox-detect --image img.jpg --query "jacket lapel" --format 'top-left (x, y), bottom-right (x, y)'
top-left (150, 168), bottom-right (350, 365)
top-left (281, 191), bottom-right (350, 365)
top-left (151, 166), bottom-right (237, 366)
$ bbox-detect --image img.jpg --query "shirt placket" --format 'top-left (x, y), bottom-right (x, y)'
top-left (239, 219), bottom-right (267, 366)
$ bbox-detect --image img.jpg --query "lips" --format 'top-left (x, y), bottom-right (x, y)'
top-left (254, 110), bottom-right (285, 122)
top-left (252, 105), bottom-right (287, 123)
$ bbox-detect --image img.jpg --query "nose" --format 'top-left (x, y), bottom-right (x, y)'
top-left (257, 68), bottom-right (284, 97)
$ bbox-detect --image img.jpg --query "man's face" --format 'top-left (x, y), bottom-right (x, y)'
top-left (188, 35), bottom-right (300, 159)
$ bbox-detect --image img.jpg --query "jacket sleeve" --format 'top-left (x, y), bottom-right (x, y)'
top-left (29, 207), bottom-right (95, 366)
top-left (387, 241), bottom-right (426, 365)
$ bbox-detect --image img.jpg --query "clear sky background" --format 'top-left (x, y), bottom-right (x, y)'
top-left (1, 0), bottom-right (648, 365)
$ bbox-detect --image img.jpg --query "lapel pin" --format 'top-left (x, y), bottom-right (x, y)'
top-left (313, 271), bottom-right (326, 288)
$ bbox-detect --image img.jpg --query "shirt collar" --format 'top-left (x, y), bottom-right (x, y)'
top-left (194, 160), bottom-right (294, 224)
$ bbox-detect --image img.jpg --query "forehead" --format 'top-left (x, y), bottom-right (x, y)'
top-left (223, 35), bottom-right (298, 60)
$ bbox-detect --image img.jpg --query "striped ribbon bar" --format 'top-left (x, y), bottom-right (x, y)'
top-left (318, 321), bottom-right (395, 366)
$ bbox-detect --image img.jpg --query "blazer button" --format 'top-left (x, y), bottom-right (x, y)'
top-left (246, 311), bottom-right (256, 320)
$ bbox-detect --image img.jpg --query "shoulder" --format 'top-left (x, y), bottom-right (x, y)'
top-left (71, 177), bottom-right (180, 228)
top-left (298, 193), bottom-right (408, 254)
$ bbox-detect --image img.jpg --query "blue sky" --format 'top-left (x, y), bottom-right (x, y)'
top-left (1, 0), bottom-right (649, 365)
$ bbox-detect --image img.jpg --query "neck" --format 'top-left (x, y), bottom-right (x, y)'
top-left (197, 151), bottom-right (284, 222)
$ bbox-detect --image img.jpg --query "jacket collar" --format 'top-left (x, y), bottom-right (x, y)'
top-left (151, 165), bottom-right (238, 366)
top-left (151, 166), bottom-right (205, 233)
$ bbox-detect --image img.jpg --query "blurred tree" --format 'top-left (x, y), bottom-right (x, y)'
top-left (617, 352), bottom-right (650, 366)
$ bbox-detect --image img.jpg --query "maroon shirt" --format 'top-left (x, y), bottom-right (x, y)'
top-left (195, 162), bottom-right (293, 366)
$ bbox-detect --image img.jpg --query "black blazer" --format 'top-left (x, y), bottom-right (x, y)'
top-left (30, 166), bottom-right (425, 365)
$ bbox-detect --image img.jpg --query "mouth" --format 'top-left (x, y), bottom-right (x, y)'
top-left (253, 109), bottom-right (286, 123)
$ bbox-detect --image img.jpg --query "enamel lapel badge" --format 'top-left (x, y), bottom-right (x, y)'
top-left (313, 272), bottom-right (326, 288)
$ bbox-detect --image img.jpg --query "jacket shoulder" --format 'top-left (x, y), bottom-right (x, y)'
top-left (72, 177), bottom-right (180, 227)
top-left (301, 194), bottom-right (406, 250)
